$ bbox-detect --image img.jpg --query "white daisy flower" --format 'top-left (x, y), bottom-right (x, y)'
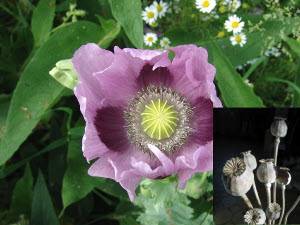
top-left (236, 65), bottom-right (243, 70)
top-left (173, 5), bottom-right (181, 13)
top-left (224, 14), bottom-right (244, 33)
top-left (152, 1), bottom-right (169, 18)
top-left (247, 58), bottom-right (257, 65)
top-left (195, 0), bottom-right (216, 13)
top-left (270, 47), bottom-right (281, 57)
top-left (230, 0), bottom-right (241, 12)
top-left (144, 33), bottom-right (158, 46)
top-left (160, 37), bottom-right (171, 48)
top-left (142, 6), bottom-right (158, 25)
top-left (244, 79), bottom-right (254, 87)
top-left (230, 32), bottom-right (247, 47)
top-left (265, 50), bottom-right (271, 57)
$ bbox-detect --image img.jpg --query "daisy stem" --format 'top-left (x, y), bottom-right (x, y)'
top-left (241, 194), bottom-right (253, 209)
top-left (284, 195), bottom-right (300, 224)
top-left (252, 179), bottom-right (262, 209)
top-left (278, 185), bottom-right (286, 225)
top-left (273, 137), bottom-right (280, 204)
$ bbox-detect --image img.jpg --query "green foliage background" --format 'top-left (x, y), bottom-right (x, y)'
top-left (0, 0), bottom-right (300, 224)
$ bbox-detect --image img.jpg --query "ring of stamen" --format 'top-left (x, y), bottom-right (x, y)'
top-left (124, 85), bottom-right (193, 154)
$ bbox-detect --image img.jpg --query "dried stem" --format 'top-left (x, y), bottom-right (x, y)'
top-left (278, 185), bottom-right (286, 225)
top-left (265, 183), bottom-right (272, 208)
top-left (273, 140), bottom-right (279, 201)
top-left (284, 195), bottom-right (300, 224)
top-left (273, 137), bottom-right (280, 206)
top-left (241, 194), bottom-right (253, 209)
top-left (252, 179), bottom-right (262, 208)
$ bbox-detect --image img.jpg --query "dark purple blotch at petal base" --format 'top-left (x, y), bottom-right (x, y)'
top-left (137, 64), bottom-right (173, 89)
top-left (94, 107), bottom-right (131, 152)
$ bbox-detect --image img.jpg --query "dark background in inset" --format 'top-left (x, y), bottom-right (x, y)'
top-left (213, 108), bottom-right (300, 225)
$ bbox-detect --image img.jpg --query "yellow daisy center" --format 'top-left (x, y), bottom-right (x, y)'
top-left (232, 21), bottom-right (239, 28)
top-left (163, 40), bottom-right (168, 45)
top-left (147, 11), bottom-right (154, 18)
top-left (202, 1), bottom-right (210, 7)
top-left (157, 5), bottom-right (163, 12)
top-left (235, 36), bottom-right (242, 42)
top-left (141, 99), bottom-right (179, 140)
top-left (219, 6), bottom-right (226, 13)
top-left (147, 37), bottom-right (153, 42)
top-left (218, 31), bottom-right (225, 38)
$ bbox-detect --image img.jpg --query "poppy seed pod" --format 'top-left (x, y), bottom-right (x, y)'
top-left (222, 157), bottom-right (254, 196)
top-left (257, 159), bottom-right (277, 184)
top-left (266, 202), bottom-right (281, 220)
top-left (271, 117), bottom-right (288, 138)
top-left (277, 167), bottom-right (291, 185)
top-left (244, 208), bottom-right (266, 225)
top-left (241, 150), bottom-right (257, 170)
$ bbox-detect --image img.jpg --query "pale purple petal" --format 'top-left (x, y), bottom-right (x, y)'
top-left (176, 141), bottom-right (213, 189)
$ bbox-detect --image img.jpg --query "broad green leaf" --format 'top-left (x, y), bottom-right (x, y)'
top-left (31, 0), bottom-right (56, 47)
top-left (243, 56), bottom-right (268, 79)
top-left (292, 61), bottom-right (300, 107)
top-left (0, 21), bottom-right (112, 166)
top-left (108, 0), bottom-right (143, 49)
top-left (61, 129), bottom-right (127, 214)
top-left (265, 77), bottom-right (300, 95)
top-left (286, 38), bottom-right (300, 57)
top-left (0, 138), bottom-right (66, 179)
top-left (286, 38), bottom-right (300, 106)
top-left (208, 42), bottom-right (264, 107)
top-left (96, 15), bottom-right (121, 49)
top-left (0, 94), bottom-right (10, 138)
top-left (10, 164), bottom-right (33, 216)
top-left (30, 171), bottom-right (59, 225)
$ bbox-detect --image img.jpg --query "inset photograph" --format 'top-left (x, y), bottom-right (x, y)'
top-left (214, 108), bottom-right (300, 224)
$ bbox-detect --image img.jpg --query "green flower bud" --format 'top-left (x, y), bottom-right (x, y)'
top-left (49, 59), bottom-right (78, 90)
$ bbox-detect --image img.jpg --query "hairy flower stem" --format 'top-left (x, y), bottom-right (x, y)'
top-left (241, 194), bottom-right (253, 209)
top-left (278, 185), bottom-right (286, 225)
top-left (273, 137), bottom-right (280, 204)
top-left (284, 195), bottom-right (300, 224)
top-left (252, 179), bottom-right (262, 208)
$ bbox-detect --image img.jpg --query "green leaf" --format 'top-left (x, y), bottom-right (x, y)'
top-left (292, 61), bottom-right (300, 107)
top-left (0, 94), bottom-right (10, 138)
top-left (10, 164), bottom-right (33, 216)
top-left (31, 0), bottom-right (56, 47)
top-left (208, 42), bottom-right (265, 107)
top-left (185, 171), bottom-right (213, 199)
top-left (243, 56), bottom-right (268, 79)
top-left (134, 176), bottom-right (194, 225)
top-left (96, 15), bottom-right (121, 49)
top-left (265, 77), bottom-right (300, 95)
top-left (286, 38), bottom-right (300, 57)
top-left (61, 130), bottom-right (127, 215)
top-left (0, 138), bottom-right (67, 179)
top-left (108, 0), bottom-right (143, 49)
top-left (286, 38), bottom-right (300, 107)
top-left (30, 171), bottom-right (59, 225)
top-left (0, 21), bottom-right (111, 166)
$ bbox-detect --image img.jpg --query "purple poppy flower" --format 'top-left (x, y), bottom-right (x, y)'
top-left (72, 43), bottom-right (221, 200)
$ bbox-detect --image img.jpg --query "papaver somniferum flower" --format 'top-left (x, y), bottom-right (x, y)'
top-left (72, 43), bottom-right (222, 200)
